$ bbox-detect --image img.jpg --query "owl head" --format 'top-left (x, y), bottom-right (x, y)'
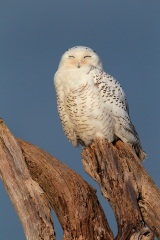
top-left (58, 46), bottom-right (103, 70)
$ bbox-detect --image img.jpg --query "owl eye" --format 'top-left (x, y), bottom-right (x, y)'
top-left (69, 55), bottom-right (75, 58)
top-left (84, 56), bottom-right (91, 59)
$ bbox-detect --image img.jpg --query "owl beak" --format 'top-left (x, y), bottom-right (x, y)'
top-left (77, 62), bottom-right (81, 68)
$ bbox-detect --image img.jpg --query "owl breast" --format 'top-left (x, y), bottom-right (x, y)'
top-left (65, 79), bottom-right (115, 145)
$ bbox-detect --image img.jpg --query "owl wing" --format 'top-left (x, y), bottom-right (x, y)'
top-left (91, 68), bottom-right (128, 114)
top-left (91, 67), bottom-right (140, 143)
top-left (54, 71), bottom-right (78, 146)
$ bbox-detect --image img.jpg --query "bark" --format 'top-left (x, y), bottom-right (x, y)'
top-left (82, 138), bottom-right (160, 239)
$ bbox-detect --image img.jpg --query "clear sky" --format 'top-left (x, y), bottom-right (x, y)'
top-left (0, 1), bottom-right (160, 239)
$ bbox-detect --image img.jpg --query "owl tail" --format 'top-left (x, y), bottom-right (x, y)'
top-left (134, 143), bottom-right (147, 161)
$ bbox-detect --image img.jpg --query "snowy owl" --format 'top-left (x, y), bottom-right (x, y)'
top-left (54, 46), bottom-right (146, 160)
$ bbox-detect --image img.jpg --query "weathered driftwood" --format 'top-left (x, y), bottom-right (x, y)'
top-left (0, 119), bottom-right (112, 240)
top-left (0, 119), bottom-right (55, 240)
top-left (82, 138), bottom-right (160, 239)
top-left (0, 119), bottom-right (160, 239)
top-left (19, 139), bottom-right (113, 240)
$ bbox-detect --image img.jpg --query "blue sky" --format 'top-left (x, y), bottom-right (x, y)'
top-left (0, 1), bottom-right (160, 239)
